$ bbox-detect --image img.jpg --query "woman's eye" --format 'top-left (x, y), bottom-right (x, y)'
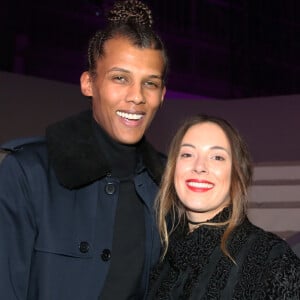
top-left (213, 155), bottom-right (225, 161)
top-left (180, 152), bottom-right (192, 158)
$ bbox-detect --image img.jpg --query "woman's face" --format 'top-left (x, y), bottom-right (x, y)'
top-left (174, 122), bottom-right (232, 223)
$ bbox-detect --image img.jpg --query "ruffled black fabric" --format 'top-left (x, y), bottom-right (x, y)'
top-left (147, 208), bottom-right (300, 299)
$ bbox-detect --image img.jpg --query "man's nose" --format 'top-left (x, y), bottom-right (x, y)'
top-left (126, 84), bottom-right (146, 104)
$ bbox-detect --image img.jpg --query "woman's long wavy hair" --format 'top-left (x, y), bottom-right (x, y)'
top-left (156, 114), bottom-right (253, 260)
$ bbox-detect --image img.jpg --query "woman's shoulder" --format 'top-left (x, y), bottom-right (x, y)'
top-left (238, 218), bottom-right (300, 263)
top-left (231, 218), bottom-right (300, 298)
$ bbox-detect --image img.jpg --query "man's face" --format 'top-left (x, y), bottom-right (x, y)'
top-left (80, 36), bottom-right (166, 144)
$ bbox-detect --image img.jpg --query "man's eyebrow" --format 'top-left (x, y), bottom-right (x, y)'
top-left (107, 67), bottom-right (130, 73)
top-left (107, 68), bottom-right (163, 80)
top-left (148, 74), bottom-right (163, 80)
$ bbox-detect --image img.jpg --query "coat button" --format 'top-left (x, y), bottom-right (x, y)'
top-left (79, 241), bottom-right (90, 253)
top-left (101, 249), bottom-right (111, 261)
top-left (105, 183), bottom-right (115, 195)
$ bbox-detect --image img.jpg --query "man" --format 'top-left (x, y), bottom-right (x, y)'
top-left (0, 1), bottom-right (168, 299)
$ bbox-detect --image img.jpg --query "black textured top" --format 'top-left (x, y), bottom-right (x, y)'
top-left (147, 208), bottom-right (300, 299)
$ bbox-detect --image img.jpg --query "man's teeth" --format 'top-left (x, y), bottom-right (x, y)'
top-left (117, 111), bottom-right (143, 120)
top-left (187, 182), bottom-right (213, 188)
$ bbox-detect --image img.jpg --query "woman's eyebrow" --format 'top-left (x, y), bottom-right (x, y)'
top-left (181, 144), bottom-right (230, 154)
top-left (180, 143), bottom-right (196, 149)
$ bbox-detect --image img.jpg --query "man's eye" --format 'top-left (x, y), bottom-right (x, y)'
top-left (113, 76), bottom-right (126, 82)
top-left (144, 81), bottom-right (159, 88)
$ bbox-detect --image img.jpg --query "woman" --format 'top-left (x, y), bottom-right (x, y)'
top-left (147, 114), bottom-right (300, 299)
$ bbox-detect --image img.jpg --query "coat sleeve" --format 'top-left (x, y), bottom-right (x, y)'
top-left (0, 153), bottom-right (37, 299)
top-left (261, 243), bottom-right (300, 299)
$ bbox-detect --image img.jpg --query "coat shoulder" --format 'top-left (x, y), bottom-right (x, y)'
top-left (0, 136), bottom-right (47, 168)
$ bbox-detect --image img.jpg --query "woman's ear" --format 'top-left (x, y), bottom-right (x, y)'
top-left (80, 71), bottom-right (93, 97)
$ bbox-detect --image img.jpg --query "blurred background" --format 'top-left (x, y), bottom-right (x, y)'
top-left (1, 0), bottom-right (300, 255)
top-left (1, 0), bottom-right (299, 99)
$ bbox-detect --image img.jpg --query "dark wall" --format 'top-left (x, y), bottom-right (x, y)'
top-left (1, 1), bottom-right (299, 99)
top-left (148, 95), bottom-right (300, 163)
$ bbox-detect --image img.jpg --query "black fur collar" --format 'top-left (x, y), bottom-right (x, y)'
top-left (46, 110), bottom-right (165, 189)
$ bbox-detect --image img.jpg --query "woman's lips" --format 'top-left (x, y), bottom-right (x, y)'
top-left (186, 179), bottom-right (214, 192)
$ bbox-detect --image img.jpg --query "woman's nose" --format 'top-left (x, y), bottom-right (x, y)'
top-left (193, 158), bottom-right (208, 174)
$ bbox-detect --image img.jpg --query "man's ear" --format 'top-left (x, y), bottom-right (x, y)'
top-left (80, 71), bottom-right (93, 97)
top-left (161, 86), bottom-right (166, 104)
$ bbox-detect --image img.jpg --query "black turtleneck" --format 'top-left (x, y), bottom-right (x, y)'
top-left (93, 121), bottom-right (145, 300)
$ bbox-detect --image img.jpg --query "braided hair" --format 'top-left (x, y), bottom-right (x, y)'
top-left (87, 0), bottom-right (168, 83)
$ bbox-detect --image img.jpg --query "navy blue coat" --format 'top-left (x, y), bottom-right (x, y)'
top-left (0, 111), bottom-right (164, 299)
